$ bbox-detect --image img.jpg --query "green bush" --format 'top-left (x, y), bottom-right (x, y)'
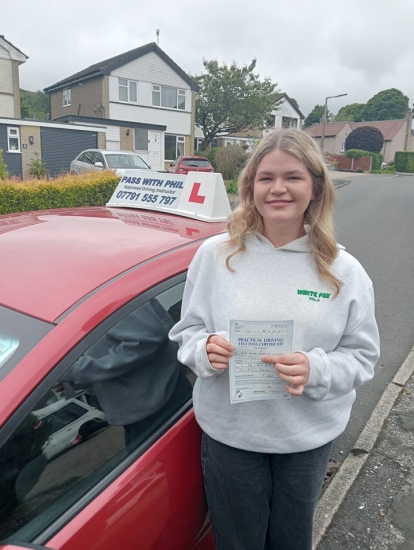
top-left (27, 152), bottom-right (49, 179)
top-left (395, 151), bottom-right (414, 173)
top-left (0, 171), bottom-right (120, 215)
top-left (194, 148), bottom-right (221, 171)
top-left (0, 149), bottom-right (8, 180)
top-left (345, 149), bottom-right (383, 170)
top-left (226, 179), bottom-right (239, 194)
top-left (345, 149), bottom-right (371, 159)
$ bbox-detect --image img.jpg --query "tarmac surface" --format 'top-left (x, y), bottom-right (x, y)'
top-left (313, 171), bottom-right (414, 549)
top-left (314, 346), bottom-right (414, 549)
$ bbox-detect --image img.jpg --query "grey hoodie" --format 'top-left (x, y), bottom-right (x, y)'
top-left (169, 232), bottom-right (380, 454)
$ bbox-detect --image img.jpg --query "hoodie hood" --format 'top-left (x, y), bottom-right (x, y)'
top-left (246, 232), bottom-right (346, 253)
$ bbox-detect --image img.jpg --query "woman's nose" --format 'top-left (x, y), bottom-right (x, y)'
top-left (270, 178), bottom-right (287, 193)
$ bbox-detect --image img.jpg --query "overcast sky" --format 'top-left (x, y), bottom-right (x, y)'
top-left (4, 0), bottom-right (414, 117)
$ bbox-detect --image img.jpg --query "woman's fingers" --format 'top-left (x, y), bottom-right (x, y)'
top-left (261, 352), bottom-right (310, 395)
top-left (206, 335), bottom-right (233, 370)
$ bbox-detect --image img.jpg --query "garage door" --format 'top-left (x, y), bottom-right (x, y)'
top-left (41, 128), bottom-right (98, 176)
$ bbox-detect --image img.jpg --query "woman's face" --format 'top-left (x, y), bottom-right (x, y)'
top-left (253, 148), bottom-right (315, 239)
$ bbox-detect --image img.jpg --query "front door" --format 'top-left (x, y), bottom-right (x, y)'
top-left (148, 131), bottom-right (162, 170)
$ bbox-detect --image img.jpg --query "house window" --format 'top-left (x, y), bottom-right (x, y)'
top-left (7, 127), bottom-right (20, 152)
top-left (340, 142), bottom-right (345, 152)
top-left (152, 85), bottom-right (186, 110)
top-left (63, 88), bottom-right (71, 107)
top-left (282, 117), bottom-right (297, 129)
top-left (165, 135), bottom-right (185, 160)
top-left (118, 79), bottom-right (137, 103)
top-left (267, 115), bottom-right (276, 128)
top-left (134, 128), bottom-right (148, 151)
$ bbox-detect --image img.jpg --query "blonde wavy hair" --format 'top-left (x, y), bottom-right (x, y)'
top-left (223, 128), bottom-right (343, 295)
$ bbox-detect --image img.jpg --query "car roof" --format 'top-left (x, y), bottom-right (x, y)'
top-left (79, 150), bottom-right (142, 156)
top-left (178, 155), bottom-right (210, 161)
top-left (0, 207), bottom-right (225, 322)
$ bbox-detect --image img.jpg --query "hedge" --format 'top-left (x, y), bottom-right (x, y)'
top-left (394, 152), bottom-right (414, 173)
top-left (345, 149), bottom-right (384, 170)
top-left (0, 171), bottom-right (120, 215)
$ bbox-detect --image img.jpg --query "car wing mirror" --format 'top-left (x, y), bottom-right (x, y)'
top-left (94, 161), bottom-right (104, 168)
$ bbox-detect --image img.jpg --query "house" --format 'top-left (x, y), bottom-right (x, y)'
top-left (0, 36), bottom-right (28, 119)
top-left (44, 43), bottom-right (199, 171)
top-left (0, 117), bottom-right (106, 178)
top-left (194, 93), bottom-right (304, 151)
top-left (303, 122), bottom-right (352, 156)
top-left (304, 112), bottom-right (414, 162)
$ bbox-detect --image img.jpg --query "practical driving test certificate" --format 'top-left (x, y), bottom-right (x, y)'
top-left (229, 320), bottom-right (293, 403)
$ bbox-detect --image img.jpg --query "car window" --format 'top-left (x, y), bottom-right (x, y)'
top-left (92, 152), bottom-right (105, 166)
top-left (105, 154), bottom-right (148, 170)
top-left (0, 306), bottom-right (53, 382)
top-left (78, 151), bottom-right (93, 164)
top-left (182, 158), bottom-right (211, 167)
top-left (0, 280), bottom-right (193, 543)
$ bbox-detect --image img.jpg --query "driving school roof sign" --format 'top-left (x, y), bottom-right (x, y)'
top-left (106, 170), bottom-right (232, 222)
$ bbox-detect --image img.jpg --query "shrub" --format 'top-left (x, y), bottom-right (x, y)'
top-left (345, 149), bottom-right (372, 159)
top-left (0, 171), bottom-right (120, 215)
top-left (226, 179), bottom-right (239, 194)
top-left (27, 152), bottom-right (49, 179)
top-left (194, 148), bottom-right (220, 171)
top-left (215, 145), bottom-right (248, 181)
top-left (345, 126), bottom-right (384, 154)
top-left (0, 149), bottom-right (8, 180)
top-left (345, 149), bottom-right (383, 170)
top-left (395, 152), bottom-right (414, 173)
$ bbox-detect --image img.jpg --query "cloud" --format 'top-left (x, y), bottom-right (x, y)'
top-left (5, 0), bottom-right (414, 116)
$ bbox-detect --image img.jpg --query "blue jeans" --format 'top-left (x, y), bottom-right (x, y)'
top-left (201, 432), bottom-right (333, 550)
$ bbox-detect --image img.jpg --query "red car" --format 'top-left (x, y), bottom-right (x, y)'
top-left (0, 183), bottom-right (227, 550)
top-left (168, 156), bottom-right (214, 175)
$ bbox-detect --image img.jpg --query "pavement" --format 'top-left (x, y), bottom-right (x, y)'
top-left (312, 170), bottom-right (414, 548)
top-left (313, 345), bottom-right (414, 549)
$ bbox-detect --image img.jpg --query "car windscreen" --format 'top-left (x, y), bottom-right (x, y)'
top-left (182, 158), bottom-right (211, 167)
top-left (0, 306), bottom-right (54, 382)
top-left (105, 154), bottom-right (149, 169)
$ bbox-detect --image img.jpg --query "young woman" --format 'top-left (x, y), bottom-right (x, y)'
top-left (169, 129), bottom-right (380, 550)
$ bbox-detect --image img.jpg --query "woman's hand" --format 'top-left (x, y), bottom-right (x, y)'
top-left (206, 335), bottom-right (234, 370)
top-left (261, 352), bottom-right (310, 396)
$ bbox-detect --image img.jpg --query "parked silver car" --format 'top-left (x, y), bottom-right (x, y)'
top-left (70, 149), bottom-right (150, 176)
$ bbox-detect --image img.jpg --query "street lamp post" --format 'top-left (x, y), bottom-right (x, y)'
top-left (320, 93), bottom-right (348, 151)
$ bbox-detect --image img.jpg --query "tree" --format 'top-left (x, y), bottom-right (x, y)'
top-left (345, 126), bottom-right (384, 153)
top-left (303, 104), bottom-right (334, 128)
top-left (194, 59), bottom-right (279, 150)
top-left (0, 149), bottom-right (8, 180)
top-left (289, 97), bottom-right (300, 110)
top-left (335, 103), bottom-right (366, 122)
top-left (20, 89), bottom-right (49, 120)
top-left (364, 88), bottom-right (409, 121)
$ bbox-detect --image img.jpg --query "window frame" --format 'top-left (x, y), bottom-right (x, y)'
top-left (0, 272), bottom-right (190, 545)
top-left (152, 84), bottom-right (186, 111)
top-left (118, 78), bottom-right (138, 104)
top-left (63, 88), bottom-right (71, 107)
top-left (134, 128), bottom-right (149, 151)
top-left (7, 127), bottom-right (21, 153)
top-left (164, 134), bottom-right (185, 161)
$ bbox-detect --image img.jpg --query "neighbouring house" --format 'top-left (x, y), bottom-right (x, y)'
top-left (44, 42), bottom-right (199, 171)
top-left (0, 36), bottom-right (28, 119)
top-left (194, 93), bottom-right (304, 151)
top-left (304, 112), bottom-right (414, 162)
top-left (0, 117), bottom-right (106, 178)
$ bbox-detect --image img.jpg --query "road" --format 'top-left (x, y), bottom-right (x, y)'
top-left (331, 173), bottom-right (414, 461)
